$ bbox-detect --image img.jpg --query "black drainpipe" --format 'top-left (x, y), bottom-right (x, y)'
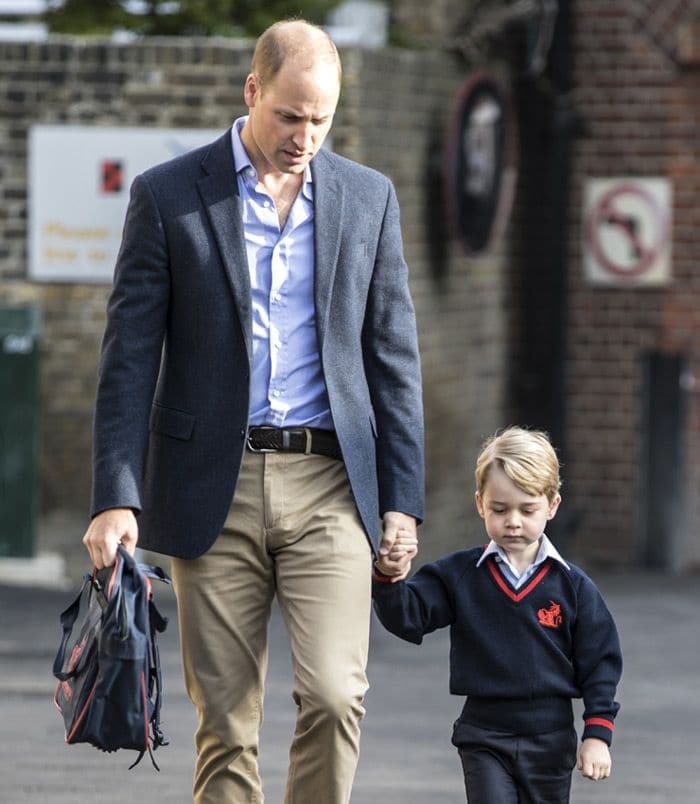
top-left (511, 0), bottom-right (579, 545)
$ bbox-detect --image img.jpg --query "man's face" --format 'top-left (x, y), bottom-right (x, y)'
top-left (243, 59), bottom-right (340, 176)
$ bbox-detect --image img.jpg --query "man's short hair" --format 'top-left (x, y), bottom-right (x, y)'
top-left (251, 19), bottom-right (341, 89)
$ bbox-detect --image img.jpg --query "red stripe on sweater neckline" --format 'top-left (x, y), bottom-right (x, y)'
top-left (486, 556), bottom-right (553, 601)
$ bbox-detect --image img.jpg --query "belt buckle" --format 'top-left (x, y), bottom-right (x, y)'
top-left (284, 427), bottom-right (312, 455)
top-left (246, 427), bottom-right (278, 454)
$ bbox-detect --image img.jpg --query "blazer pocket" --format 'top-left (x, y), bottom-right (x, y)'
top-left (149, 403), bottom-right (195, 441)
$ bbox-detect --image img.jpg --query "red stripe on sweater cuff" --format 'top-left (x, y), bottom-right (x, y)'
top-left (585, 717), bottom-right (614, 731)
top-left (372, 569), bottom-right (395, 583)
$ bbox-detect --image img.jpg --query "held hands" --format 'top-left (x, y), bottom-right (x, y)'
top-left (374, 511), bottom-right (418, 582)
top-left (577, 738), bottom-right (612, 781)
top-left (82, 507), bottom-right (138, 569)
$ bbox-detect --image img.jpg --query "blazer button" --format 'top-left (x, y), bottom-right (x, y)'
top-left (239, 428), bottom-right (246, 439)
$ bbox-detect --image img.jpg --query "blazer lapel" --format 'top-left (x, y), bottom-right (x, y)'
top-left (196, 130), bottom-right (253, 360)
top-left (311, 151), bottom-right (344, 349)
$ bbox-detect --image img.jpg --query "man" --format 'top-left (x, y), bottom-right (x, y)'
top-left (83, 19), bottom-right (424, 804)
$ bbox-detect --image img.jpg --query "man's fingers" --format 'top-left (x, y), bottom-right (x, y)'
top-left (378, 530), bottom-right (399, 556)
top-left (82, 509), bottom-right (138, 569)
top-left (381, 512), bottom-right (417, 548)
top-left (83, 528), bottom-right (118, 569)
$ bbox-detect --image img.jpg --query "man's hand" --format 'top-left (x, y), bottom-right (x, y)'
top-left (82, 508), bottom-right (138, 569)
top-left (375, 511), bottom-right (418, 582)
top-left (577, 737), bottom-right (612, 781)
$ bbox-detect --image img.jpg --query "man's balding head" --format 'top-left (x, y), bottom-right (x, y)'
top-left (251, 19), bottom-right (341, 91)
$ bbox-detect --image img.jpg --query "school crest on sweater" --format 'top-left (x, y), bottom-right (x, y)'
top-left (537, 600), bottom-right (563, 628)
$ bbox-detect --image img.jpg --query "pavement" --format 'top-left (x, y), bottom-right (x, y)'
top-left (0, 514), bottom-right (699, 802)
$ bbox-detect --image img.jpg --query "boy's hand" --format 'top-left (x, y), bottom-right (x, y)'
top-left (375, 514), bottom-right (418, 582)
top-left (577, 738), bottom-right (611, 781)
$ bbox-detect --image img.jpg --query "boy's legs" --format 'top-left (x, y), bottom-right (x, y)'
top-left (511, 725), bottom-right (577, 804)
top-left (456, 723), bottom-right (519, 804)
top-left (455, 722), bottom-right (577, 804)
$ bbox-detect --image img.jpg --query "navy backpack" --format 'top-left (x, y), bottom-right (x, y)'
top-left (53, 545), bottom-right (171, 769)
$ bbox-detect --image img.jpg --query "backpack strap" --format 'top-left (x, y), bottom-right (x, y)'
top-left (127, 595), bottom-right (169, 771)
top-left (138, 563), bottom-right (172, 586)
top-left (52, 575), bottom-right (107, 680)
top-left (149, 598), bottom-right (169, 739)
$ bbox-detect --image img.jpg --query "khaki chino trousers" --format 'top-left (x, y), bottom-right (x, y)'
top-left (171, 449), bottom-right (373, 803)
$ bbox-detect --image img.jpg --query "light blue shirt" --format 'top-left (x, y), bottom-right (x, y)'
top-left (231, 118), bottom-right (333, 430)
top-left (476, 533), bottom-right (570, 589)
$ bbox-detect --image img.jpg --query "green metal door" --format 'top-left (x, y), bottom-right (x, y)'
top-left (0, 305), bottom-right (41, 557)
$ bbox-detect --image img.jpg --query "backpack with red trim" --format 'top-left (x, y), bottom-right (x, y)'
top-left (53, 545), bottom-right (170, 769)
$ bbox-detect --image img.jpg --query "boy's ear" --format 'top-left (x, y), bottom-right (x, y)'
top-left (547, 493), bottom-right (562, 520)
top-left (475, 491), bottom-right (485, 519)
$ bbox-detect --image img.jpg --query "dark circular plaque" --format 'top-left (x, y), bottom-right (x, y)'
top-left (443, 73), bottom-right (518, 254)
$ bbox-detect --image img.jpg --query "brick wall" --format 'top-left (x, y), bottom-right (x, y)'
top-left (0, 37), bottom-right (508, 560)
top-left (567, 0), bottom-right (700, 569)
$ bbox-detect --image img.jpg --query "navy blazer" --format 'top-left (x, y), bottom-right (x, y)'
top-left (91, 130), bottom-right (424, 559)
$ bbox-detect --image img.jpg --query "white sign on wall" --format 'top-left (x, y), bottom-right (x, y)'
top-left (582, 177), bottom-right (672, 287)
top-left (28, 125), bottom-right (221, 283)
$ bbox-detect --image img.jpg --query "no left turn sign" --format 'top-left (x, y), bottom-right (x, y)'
top-left (583, 178), bottom-right (672, 286)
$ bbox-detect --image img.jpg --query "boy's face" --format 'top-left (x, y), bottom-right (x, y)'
top-left (475, 465), bottom-right (560, 564)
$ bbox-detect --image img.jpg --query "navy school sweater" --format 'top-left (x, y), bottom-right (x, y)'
top-left (372, 546), bottom-right (622, 745)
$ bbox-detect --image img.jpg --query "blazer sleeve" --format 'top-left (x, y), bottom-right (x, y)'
top-left (91, 173), bottom-right (170, 516)
top-left (362, 178), bottom-right (424, 522)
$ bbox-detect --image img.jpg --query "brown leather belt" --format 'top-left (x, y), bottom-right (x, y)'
top-left (246, 427), bottom-right (342, 461)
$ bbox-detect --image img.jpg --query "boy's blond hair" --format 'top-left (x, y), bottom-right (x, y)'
top-left (475, 426), bottom-right (561, 502)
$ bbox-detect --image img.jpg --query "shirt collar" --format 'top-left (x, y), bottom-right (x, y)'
top-left (476, 533), bottom-right (570, 572)
top-left (230, 116), bottom-right (313, 201)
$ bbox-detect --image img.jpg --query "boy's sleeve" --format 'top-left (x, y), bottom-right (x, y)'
top-left (573, 575), bottom-right (623, 745)
top-left (372, 561), bottom-right (455, 644)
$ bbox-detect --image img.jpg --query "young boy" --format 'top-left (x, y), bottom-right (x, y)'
top-left (373, 426), bottom-right (622, 803)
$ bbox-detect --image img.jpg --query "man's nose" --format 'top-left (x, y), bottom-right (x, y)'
top-left (292, 123), bottom-right (313, 150)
